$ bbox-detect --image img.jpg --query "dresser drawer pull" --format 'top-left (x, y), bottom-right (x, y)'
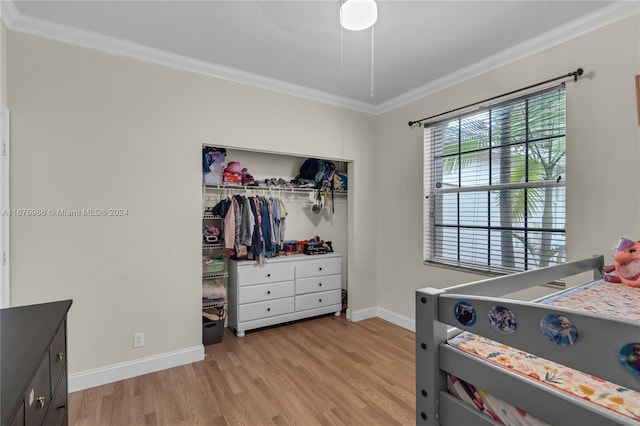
top-left (267, 273), bottom-right (271, 278)
top-left (267, 307), bottom-right (271, 312)
top-left (267, 290), bottom-right (271, 295)
top-left (36, 396), bottom-right (45, 409)
top-left (318, 283), bottom-right (322, 287)
top-left (319, 267), bottom-right (322, 271)
top-left (319, 299), bottom-right (322, 303)
top-left (56, 352), bottom-right (64, 363)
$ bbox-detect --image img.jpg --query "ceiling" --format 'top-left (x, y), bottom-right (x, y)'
top-left (3, 1), bottom-right (637, 113)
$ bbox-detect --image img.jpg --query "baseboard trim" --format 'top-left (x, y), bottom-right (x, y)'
top-left (349, 306), bottom-right (377, 322)
top-left (376, 307), bottom-right (415, 332)
top-left (350, 306), bottom-right (415, 332)
top-left (68, 345), bottom-right (204, 393)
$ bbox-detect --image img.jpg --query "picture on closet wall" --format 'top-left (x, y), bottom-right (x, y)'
top-left (202, 147), bottom-right (227, 185)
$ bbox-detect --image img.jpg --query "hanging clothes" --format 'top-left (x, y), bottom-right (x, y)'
top-left (249, 196), bottom-right (262, 259)
top-left (223, 200), bottom-right (235, 251)
top-left (278, 198), bottom-right (288, 246)
top-left (259, 196), bottom-right (273, 254)
top-left (240, 196), bottom-right (254, 246)
top-left (208, 192), bottom-right (287, 262)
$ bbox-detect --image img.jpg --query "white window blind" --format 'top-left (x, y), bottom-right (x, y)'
top-left (423, 85), bottom-right (566, 273)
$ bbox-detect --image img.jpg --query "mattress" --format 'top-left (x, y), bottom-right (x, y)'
top-left (448, 280), bottom-right (640, 424)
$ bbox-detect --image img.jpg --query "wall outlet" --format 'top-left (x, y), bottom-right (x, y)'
top-left (133, 332), bottom-right (144, 348)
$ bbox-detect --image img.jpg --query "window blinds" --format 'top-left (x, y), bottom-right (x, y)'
top-left (423, 85), bottom-right (566, 273)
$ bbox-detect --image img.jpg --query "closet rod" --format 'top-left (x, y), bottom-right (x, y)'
top-left (408, 67), bottom-right (583, 128)
top-left (203, 184), bottom-right (347, 195)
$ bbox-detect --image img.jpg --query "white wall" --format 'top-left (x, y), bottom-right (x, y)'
top-left (376, 13), bottom-right (640, 317)
top-left (6, 31), bottom-right (377, 382)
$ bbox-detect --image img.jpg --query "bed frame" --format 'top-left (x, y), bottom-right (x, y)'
top-left (415, 255), bottom-right (640, 426)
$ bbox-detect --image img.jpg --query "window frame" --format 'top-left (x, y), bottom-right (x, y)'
top-left (423, 85), bottom-right (566, 274)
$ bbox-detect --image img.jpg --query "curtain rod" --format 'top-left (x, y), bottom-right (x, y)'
top-left (408, 68), bottom-right (583, 128)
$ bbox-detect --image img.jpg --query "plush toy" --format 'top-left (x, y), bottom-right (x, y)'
top-left (603, 237), bottom-right (640, 287)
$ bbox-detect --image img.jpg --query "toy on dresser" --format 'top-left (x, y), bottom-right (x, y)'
top-left (603, 237), bottom-right (640, 287)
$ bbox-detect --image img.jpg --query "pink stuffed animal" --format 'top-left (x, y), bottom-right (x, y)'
top-left (603, 237), bottom-right (640, 287)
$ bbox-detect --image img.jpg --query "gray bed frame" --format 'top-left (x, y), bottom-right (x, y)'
top-left (415, 255), bottom-right (640, 426)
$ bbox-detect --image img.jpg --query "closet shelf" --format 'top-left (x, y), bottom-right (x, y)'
top-left (203, 214), bottom-right (222, 220)
top-left (202, 299), bottom-right (226, 309)
top-left (202, 184), bottom-right (347, 196)
top-left (202, 272), bottom-right (229, 280)
top-left (202, 243), bottom-right (224, 249)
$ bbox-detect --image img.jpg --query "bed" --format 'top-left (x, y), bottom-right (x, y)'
top-left (415, 255), bottom-right (640, 425)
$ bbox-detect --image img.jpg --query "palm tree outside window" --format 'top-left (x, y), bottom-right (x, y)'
top-left (423, 85), bottom-right (566, 273)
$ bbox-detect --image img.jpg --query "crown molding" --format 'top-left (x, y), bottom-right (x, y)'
top-left (375, 1), bottom-right (640, 114)
top-left (0, 0), bottom-right (377, 115)
top-left (2, 1), bottom-right (638, 116)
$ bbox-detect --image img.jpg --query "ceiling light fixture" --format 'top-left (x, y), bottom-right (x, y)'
top-left (340, 0), bottom-right (377, 31)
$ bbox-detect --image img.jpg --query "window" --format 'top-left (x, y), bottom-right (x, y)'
top-left (423, 85), bottom-right (566, 273)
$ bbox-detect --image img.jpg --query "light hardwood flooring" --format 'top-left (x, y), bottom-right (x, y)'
top-left (68, 315), bottom-right (416, 426)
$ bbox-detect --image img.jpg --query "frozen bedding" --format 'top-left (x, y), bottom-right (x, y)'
top-left (448, 280), bottom-right (640, 424)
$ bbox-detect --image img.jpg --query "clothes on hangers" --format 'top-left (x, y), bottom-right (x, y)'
top-left (211, 192), bottom-right (287, 262)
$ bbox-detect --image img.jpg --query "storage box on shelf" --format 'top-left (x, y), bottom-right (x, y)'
top-left (227, 253), bottom-right (342, 337)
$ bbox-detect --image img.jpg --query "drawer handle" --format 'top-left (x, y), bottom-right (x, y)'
top-left (319, 267), bottom-right (322, 271)
top-left (267, 273), bottom-right (271, 278)
top-left (318, 283), bottom-right (322, 287)
top-left (36, 396), bottom-right (45, 409)
top-left (267, 290), bottom-right (271, 295)
top-left (267, 308), bottom-right (271, 312)
top-left (319, 299), bottom-right (322, 303)
top-left (56, 352), bottom-right (64, 363)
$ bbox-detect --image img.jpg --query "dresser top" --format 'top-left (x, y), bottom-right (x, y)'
top-left (1, 299), bottom-right (72, 425)
top-left (230, 252), bottom-right (342, 266)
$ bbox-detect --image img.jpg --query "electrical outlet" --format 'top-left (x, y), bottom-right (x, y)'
top-left (133, 332), bottom-right (144, 348)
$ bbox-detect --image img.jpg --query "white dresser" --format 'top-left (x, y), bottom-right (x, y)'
top-left (227, 253), bottom-right (342, 337)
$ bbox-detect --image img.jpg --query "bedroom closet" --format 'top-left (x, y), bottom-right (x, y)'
top-left (201, 146), bottom-right (349, 343)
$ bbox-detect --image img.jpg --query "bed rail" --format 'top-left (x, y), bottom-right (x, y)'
top-left (416, 255), bottom-right (639, 426)
top-left (440, 345), bottom-right (634, 425)
top-left (438, 294), bottom-right (639, 390)
top-left (443, 255), bottom-right (604, 297)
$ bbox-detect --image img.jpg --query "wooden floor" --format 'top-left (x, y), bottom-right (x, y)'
top-left (68, 315), bottom-right (416, 426)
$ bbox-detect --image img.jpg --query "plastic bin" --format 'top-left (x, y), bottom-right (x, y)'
top-left (202, 257), bottom-right (225, 274)
top-left (203, 319), bottom-right (224, 345)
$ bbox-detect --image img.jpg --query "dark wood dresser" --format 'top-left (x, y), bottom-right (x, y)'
top-left (1, 300), bottom-right (72, 426)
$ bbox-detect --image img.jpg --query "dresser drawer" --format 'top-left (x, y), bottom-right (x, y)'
top-left (238, 281), bottom-right (294, 304)
top-left (44, 367), bottom-right (66, 426)
top-left (295, 289), bottom-right (341, 312)
top-left (295, 257), bottom-right (341, 278)
top-left (296, 274), bottom-right (341, 295)
top-left (49, 324), bottom-right (66, 395)
top-left (238, 298), bottom-right (294, 322)
top-left (9, 402), bottom-right (24, 426)
top-left (25, 356), bottom-right (50, 426)
top-left (237, 262), bottom-right (294, 286)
